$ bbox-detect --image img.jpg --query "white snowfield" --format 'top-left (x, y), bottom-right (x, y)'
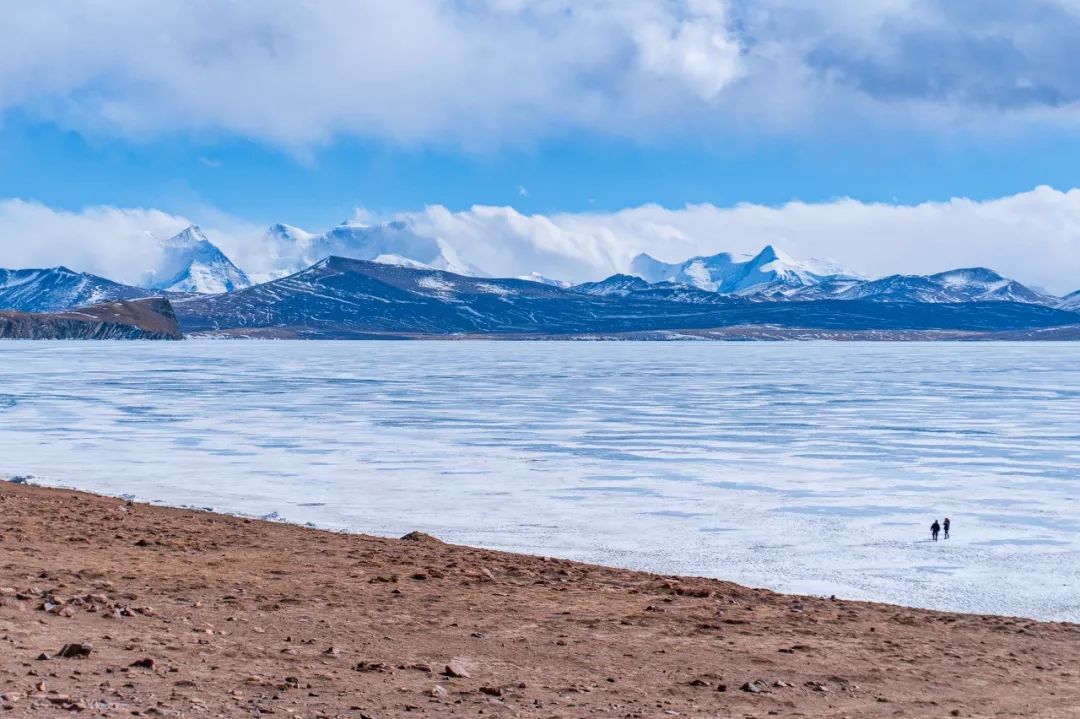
top-left (0, 342), bottom-right (1077, 622)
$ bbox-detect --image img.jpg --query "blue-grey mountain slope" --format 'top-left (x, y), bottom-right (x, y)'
top-left (784, 267), bottom-right (1059, 305)
top-left (573, 274), bottom-right (652, 296)
top-left (927, 268), bottom-right (1056, 304)
top-left (1058, 289), bottom-right (1080, 311)
top-left (0, 267), bottom-right (152, 313)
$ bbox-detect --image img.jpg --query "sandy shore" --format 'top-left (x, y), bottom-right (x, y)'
top-left (1, 483), bottom-right (1077, 718)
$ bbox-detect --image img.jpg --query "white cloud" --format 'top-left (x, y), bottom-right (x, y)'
top-left (0, 200), bottom-right (187, 283)
top-left (0, 199), bottom-right (262, 287)
top-left (0, 0), bottom-right (747, 149)
top-left (3, 1), bottom-right (1079, 148)
top-left (4, 188), bottom-right (1079, 295)
top-left (404, 187), bottom-right (1080, 294)
top-left (633, 0), bottom-right (743, 99)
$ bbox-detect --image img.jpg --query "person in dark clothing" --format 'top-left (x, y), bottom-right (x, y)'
top-left (931, 520), bottom-right (941, 541)
top-left (943, 517), bottom-right (951, 540)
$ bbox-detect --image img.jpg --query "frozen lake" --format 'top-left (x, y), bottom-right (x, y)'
top-left (1, 341), bottom-right (1077, 621)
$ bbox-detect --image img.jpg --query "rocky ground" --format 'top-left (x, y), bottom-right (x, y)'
top-left (1, 482), bottom-right (1077, 718)
top-left (0, 298), bottom-right (181, 340)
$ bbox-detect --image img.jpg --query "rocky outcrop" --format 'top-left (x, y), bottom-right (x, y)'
top-left (0, 298), bottom-right (182, 340)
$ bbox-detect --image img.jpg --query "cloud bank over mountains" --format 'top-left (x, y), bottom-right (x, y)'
top-left (4, 1), bottom-right (1080, 149)
top-left (2, 186), bottom-right (1080, 294)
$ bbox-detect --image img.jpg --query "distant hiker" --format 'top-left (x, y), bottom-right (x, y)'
top-left (943, 517), bottom-right (951, 540)
top-left (931, 520), bottom-right (941, 542)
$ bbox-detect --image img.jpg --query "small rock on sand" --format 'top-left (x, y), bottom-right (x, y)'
top-left (56, 642), bottom-right (93, 659)
top-left (443, 660), bottom-right (472, 679)
top-left (401, 531), bottom-right (442, 543)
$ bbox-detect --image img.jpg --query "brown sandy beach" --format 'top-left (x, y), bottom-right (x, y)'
top-left (1, 482), bottom-right (1077, 718)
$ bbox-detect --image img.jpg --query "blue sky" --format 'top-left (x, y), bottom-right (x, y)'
top-left (5, 111), bottom-right (1080, 230)
top-left (3, 1), bottom-right (1080, 291)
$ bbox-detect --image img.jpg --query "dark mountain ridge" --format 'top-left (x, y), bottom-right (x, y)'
top-left (172, 256), bottom-right (1080, 339)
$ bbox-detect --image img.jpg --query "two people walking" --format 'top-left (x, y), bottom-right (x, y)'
top-left (931, 517), bottom-right (951, 541)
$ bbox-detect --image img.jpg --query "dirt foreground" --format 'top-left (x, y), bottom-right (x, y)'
top-left (1, 482), bottom-right (1077, 718)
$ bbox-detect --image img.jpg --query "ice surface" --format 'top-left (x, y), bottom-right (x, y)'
top-left (0, 341), bottom-right (1077, 621)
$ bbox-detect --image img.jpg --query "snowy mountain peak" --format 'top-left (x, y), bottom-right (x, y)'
top-left (926, 267), bottom-right (1055, 305)
top-left (147, 225), bottom-right (252, 294)
top-left (930, 267), bottom-right (1007, 287)
top-left (272, 219), bottom-right (483, 277)
top-left (515, 272), bottom-right (571, 288)
top-left (752, 244), bottom-right (786, 264)
top-left (266, 223), bottom-right (315, 244)
top-left (631, 245), bottom-right (856, 296)
top-left (161, 224), bottom-right (210, 248)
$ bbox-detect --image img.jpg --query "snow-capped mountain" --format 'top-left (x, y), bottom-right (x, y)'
top-left (785, 267), bottom-right (1056, 305)
top-left (269, 220), bottom-right (481, 277)
top-left (1051, 288), bottom-right (1079, 310)
top-left (257, 223), bottom-right (318, 281)
top-left (147, 226), bottom-right (252, 294)
top-left (826, 274), bottom-right (970, 303)
top-left (572, 274), bottom-right (652, 297)
top-left (627, 245), bottom-right (1058, 307)
top-left (630, 245), bottom-right (859, 296)
top-left (928, 268), bottom-right (1057, 304)
top-left (0, 267), bottom-right (152, 313)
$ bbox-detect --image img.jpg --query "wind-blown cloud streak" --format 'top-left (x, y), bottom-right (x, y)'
top-left (3, 187), bottom-right (1080, 295)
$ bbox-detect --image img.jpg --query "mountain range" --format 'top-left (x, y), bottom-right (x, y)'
top-left (168, 256), bottom-right (1080, 339)
top-left (630, 245), bottom-right (860, 296)
top-left (1, 221), bottom-right (1078, 339)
